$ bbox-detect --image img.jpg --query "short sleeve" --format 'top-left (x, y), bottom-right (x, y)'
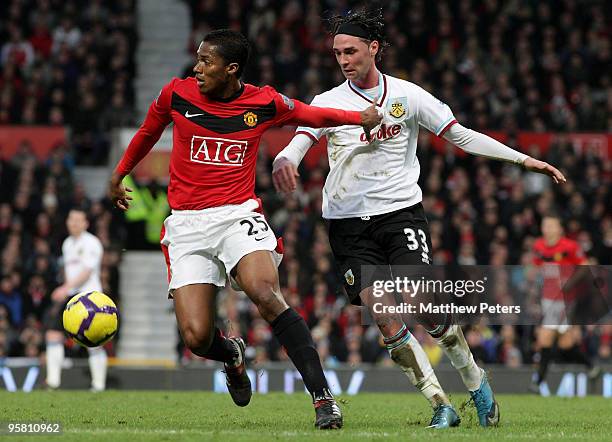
top-left (294, 94), bottom-right (328, 141)
top-left (414, 85), bottom-right (457, 137)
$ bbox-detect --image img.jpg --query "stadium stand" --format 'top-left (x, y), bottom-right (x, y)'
top-left (1, 0), bottom-right (609, 370)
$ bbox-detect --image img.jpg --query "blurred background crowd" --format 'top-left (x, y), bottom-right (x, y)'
top-left (0, 0), bottom-right (610, 370)
top-left (0, 0), bottom-right (136, 164)
top-left (184, 0), bottom-right (611, 132)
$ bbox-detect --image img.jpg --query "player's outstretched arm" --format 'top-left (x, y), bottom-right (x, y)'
top-left (443, 123), bottom-right (566, 184)
top-left (286, 101), bottom-right (381, 142)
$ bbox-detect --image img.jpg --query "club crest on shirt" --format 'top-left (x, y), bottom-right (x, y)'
top-left (243, 111), bottom-right (258, 127)
top-left (344, 269), bottom-right (355, 286)
top-left (388, 97), bottom-right (407, 119)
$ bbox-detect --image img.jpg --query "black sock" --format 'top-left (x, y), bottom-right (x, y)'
top-left (271, 308), bottom-right (328, 395)
top-left (559, 345), bottom-right (593, 369)
top-left (536, 347), bottom-right (553, 384)
top-left (200, 328), bottom-right (238, 363)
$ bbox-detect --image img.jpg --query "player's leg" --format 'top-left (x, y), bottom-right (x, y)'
top-left (44, 330), bottom-right (65, 389)
top-left (161, 212), bottom-right (249, 406)
top-left (173, 283), bottom-right (249, 406)
top-left (329, 215), bottom-right (458, 429)
top-left (87, 346), bottom-right (108, 392)
top-left (532, 298), bottom-right (568, 391)
top-left (216, 202), bottom-right (340, 428)
top-left (359, 286), bottom-right (460, 429)
top-left (43, 300), bottom-right (66, 389)
top-left (381, 206), bottom-right (482, 390)
top-left (173, 283), bottom-right (239, 362)
top-left (381, 204), bottom-right (498, 427)
top-left (233, 250), bottom-right (342, 429)
top-left (531, 326), bottom-right (557, 392)
top-left (557, 326), bottom-right (599, 377)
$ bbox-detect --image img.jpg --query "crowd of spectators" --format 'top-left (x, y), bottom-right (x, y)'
top-left (184, 0), bottom-right (610, 132)
top-left (0, 0), bottom-right (610, 372)
top-left (0, 0), bottom-right (137, 164)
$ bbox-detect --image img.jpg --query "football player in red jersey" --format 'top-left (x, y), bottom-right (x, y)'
top-left (108, 29), bottom-right (381, 429)
top-left (530, 213), bottom-right (600, 393)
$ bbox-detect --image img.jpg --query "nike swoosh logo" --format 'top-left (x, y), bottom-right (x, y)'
top-left (185, 111), bottom-right (205, 118)
top-left (254, 237), bottom-right (267, 241)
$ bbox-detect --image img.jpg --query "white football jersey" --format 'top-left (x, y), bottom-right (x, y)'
top-left (62, 231), bottom-right (103, 293)
top-left (296, 73), bottom-right (456, 219)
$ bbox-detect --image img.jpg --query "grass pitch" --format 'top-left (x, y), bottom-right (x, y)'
top-left (2, 391), bottom-right (610, 441)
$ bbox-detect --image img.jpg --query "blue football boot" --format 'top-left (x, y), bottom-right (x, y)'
top-left (427, 404), bottom-right (461, 429)
top-left (470, 370), bottom-right (500, 427)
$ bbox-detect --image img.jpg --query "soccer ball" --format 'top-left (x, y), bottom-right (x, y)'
top-left (62, 291), bottom-right (119, 347)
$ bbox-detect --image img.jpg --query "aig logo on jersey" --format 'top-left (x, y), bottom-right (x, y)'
top-left (387, 97), bottom-right (407, 119)
top-left (243, 112), bottom-right (258, 127)
top-left (190, 136), bottom-right (248, 166)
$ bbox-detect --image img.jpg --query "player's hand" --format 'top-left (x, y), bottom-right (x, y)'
top-left (109, 172), bottom-right (133, 211)
top-left (272, 157), bottom-right (299, 194)
top-left (522, 157), bottom-right (567, 184)
top-left (359, 104), bottom-right (382, 142)
top-left (51, 285), bottom-right (69, 302)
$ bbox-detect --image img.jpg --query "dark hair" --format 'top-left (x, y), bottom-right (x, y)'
top-left (203, 29), bottom-right (250, 78)
top-left (542, 211), bottom-right (562, 221)
top-left (327, 7), bottom-right (390, 62)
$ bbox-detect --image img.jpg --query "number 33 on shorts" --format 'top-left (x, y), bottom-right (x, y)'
top-left (404, 227), bottom-right (431, 264)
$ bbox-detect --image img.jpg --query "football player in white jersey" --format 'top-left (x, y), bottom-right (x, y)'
top-left (273, 9), bottom-right (566, 429)
top-left (44, 209), bottom-right (108, 392)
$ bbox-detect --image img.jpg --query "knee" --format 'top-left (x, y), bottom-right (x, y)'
top-left (374, 315), bottom-right (400, 338)
top-left (181, 324), bottom-right (213, 355)
top-left (249, 279), bottom-right (287, 322)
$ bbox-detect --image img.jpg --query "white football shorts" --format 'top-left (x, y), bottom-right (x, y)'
top-left (160, 199), bottom-right (281, 293)
top-left (541, 298), bottom-right (571, 334)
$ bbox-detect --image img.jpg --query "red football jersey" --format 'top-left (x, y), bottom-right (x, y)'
top-left (533, 237), bottom-right (587, 301)
top-left (116, 77), bottom-right (362, 210)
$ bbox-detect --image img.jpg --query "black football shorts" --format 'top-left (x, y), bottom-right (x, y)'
top-left (328, 203), bottom-right (432, 305)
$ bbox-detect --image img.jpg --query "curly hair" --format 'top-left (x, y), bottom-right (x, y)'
top-left (326, 7), bottom-right (390, 62)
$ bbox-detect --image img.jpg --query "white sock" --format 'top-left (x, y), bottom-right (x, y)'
top-left (436, 324), bottom-right (483, 391)
top-left (88, 346), bottom-right (108, 391)
top-left (45, 341), bottom-right (64, 389)
top-left (387, 327), bottom-right (450, 408)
